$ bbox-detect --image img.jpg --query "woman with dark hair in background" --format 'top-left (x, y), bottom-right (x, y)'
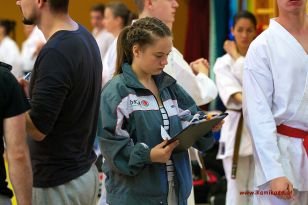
top-left (101, 1), bottom-right (136, 87)
top-left (214, 11), bottom-right (257, 205)
top-left (0, 19), bottom-right (22, 78)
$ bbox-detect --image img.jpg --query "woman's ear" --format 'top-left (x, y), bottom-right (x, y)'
top-left (231, 27), bottom-right (235, 36)
top-left (132, 44), bottom-right (141, 58)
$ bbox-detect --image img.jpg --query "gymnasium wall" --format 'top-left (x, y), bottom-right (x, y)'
top-left (0, 0), bottom-right (188, 53)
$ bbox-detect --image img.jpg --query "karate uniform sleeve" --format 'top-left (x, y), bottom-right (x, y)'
top-left (171, 49), bottom-right (218, 106)
top-left (230, 56), bottom-right (245, 83)
top-left (243, 41), bottom-right (285, 185)
top-left (214, 56), bottom-right (242, 110)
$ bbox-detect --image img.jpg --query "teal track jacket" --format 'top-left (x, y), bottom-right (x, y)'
top-left (97, 63), bottom-right (214, 205)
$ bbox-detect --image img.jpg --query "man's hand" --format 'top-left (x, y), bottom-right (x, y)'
top-left (223, 40), bottom-right (241, 60)
top-left (190, 58), bottom-right (210, 76)
top-left (18, 78), bottom-right (30, 98)
top-left (18, 78), bottom-right (47, 141)
top-left (270, 177), bottom-right (294, 200)
top-left (150, 140), bottom-right (179, 163)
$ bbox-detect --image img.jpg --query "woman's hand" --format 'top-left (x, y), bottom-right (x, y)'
top-left (212, 121), bottom-right (224, 132)
top-left (224, 40), bottom-right (241, 60)
top-left (207, 114), bottom-right (224, 132)
top-left (150, 140), bottom-right (179, 163)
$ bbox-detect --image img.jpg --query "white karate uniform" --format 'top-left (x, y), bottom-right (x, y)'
top-left (164, 47), bottom-right (218, 106)
top-left (0, 36), bottom-right (22, 78)
top-left (102, 38), bottom-right (117, 88)
top-left (243, 19), bottom-right (308, 204)
top-left (214, 53), bottom-right (254, 205)
top-left (93, 28), bottom-right (114, 62)
top-left (21, 26), bottom-right (46, 73)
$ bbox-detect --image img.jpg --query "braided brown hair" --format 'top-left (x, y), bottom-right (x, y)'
top-left (115, 17), bottom-right (172, 75)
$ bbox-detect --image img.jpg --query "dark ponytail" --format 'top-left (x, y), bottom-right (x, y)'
top-left (115, 26), bottom-right (131, 75)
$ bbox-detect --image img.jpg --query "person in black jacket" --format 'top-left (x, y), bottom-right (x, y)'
top-left (0, 62), bottom-right (32, 205)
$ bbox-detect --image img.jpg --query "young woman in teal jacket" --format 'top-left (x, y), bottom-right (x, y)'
top-left (97, 17), bottom-right (217, 205)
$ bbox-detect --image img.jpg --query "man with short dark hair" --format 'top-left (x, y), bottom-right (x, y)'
top-left (16, 0), bottom-right (102, 204)
top-left (90, 3), bottom-right (114, 61)
top-left (0, 62), bottom-right (32, 205)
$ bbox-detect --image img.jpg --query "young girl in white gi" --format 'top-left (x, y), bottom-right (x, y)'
top-left (214, 11), bottom-right (257, 205)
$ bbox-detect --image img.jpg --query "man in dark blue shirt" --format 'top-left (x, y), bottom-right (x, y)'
top-left (17, 0), bottom-right (102, 204)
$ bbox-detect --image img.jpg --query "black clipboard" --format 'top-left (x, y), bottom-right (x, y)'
top-left (166, 113), bottom-right (228, 152)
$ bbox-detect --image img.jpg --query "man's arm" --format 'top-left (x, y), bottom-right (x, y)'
top-left (19, 78), bottom-right (46, 141)
top-left (170, 51), bottom-right (218, 106)
top-left (4, 113), bottom-right (32, 205)
top-left (25, 112), bottom-right (46, 141)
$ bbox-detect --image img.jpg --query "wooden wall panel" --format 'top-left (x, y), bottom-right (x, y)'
top-left (0, 0), bottom-right (188, 53)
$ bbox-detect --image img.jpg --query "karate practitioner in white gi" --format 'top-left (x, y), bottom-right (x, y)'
top-left (243, 0), bottom-right (308, 204)
top-left (214, 10), bottom-right (257, 205)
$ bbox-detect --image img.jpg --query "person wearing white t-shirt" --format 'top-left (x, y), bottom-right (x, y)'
top-left (0, 20), bottom-right (22, 78)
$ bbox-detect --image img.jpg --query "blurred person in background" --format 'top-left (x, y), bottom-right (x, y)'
top-left (20, 24), bottom-right (46, 75)
top-left (102, 1), bottom-right (135, 87)
top-left (90, 3), bottom-right (114, 61)
top-left (0, 19), bottom-right (22, 78)
top-left (214, 10), bottom-right (257, 205)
